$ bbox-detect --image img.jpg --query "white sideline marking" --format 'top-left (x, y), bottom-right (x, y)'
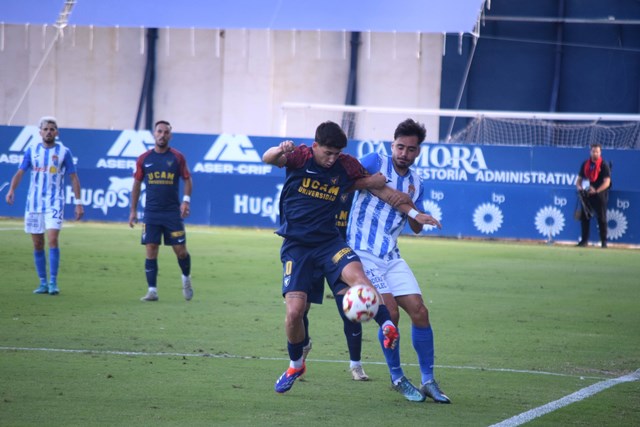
top-left (0, 346), bottom-right (607, 380)
top-left (490, 369), bottom-right (640, 427)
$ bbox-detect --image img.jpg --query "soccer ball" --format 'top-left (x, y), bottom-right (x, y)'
top-left (342, 284), bottom-right (379, 322)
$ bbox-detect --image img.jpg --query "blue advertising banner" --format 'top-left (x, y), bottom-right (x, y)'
top-left (1, 125), bottom-right (638, 245)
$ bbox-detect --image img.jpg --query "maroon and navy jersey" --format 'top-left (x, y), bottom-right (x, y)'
top-left (276, 144), bottom-right (366, 244)
top-left (133, 148), bottom-right (190, 223)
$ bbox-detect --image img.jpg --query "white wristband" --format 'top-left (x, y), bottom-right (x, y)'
top-left (408, 208), bottom-right (419, 219)
top-left (74, 199), bottom-right (83, 205)
top-left (183, 195), bottom-right (191, 203)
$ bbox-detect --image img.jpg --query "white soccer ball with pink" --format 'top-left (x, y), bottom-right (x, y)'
top-left (342, 284), bottom-right (380, 322)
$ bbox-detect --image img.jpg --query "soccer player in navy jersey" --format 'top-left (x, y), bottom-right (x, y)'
top-left (5, 117), bottom-right (83, 295)
top-left (129, 120), bottom-right (194, 302)
top-left (301, 192), bottom-right (372, 381)
top-left (263, 121), bottom-right (434, 395)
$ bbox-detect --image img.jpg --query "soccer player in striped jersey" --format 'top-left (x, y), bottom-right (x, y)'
top-left (347, 118), bottom-right (450, 403)
top-left (5, 117), bottom-right (83, 295)
top-left (129, 120), bottom-right (194, 302)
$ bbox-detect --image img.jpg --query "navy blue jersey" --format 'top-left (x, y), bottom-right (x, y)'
top-left (133, 148), bottom-right (190, 223)
top-left (276, 144), bottom-right (366, 244)
top-left (335, 191), bottom-right (354, 240)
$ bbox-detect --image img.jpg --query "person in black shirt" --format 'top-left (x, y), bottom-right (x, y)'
top-left (575, 143), bottom-right (611, 248)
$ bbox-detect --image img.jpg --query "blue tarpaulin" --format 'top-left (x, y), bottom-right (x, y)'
top-left (2, 0), bottom-right (485, 33)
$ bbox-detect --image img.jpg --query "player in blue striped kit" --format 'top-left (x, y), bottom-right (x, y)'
top-left (347, 118), bottom-right (451, 403)
top-left (5, 117), bottom-right (84, 295)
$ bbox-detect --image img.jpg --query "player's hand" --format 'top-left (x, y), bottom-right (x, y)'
top-left (5, 191), bottom-right (14, 205)
top-left (74, 204), bottom-right (84, 221)
top-left (415, 213), bottom-right (442, 229)
top-left (128, 211), bottom-right (138, 228)
top-left (180, 201), bottom-right (190, 218)
top-left (279, 140), bottom-right (295, 155)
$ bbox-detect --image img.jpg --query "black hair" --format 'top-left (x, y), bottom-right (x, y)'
top-left (314, 121), bottom-right (347, 149)
top-left (154, 120), bottom-right (172, 130)
top-left (393, 118), bottom-right (426, 144)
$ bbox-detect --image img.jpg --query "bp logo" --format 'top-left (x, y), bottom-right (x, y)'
top-left (473, 203), bottom-right (504, 234)
top-left (534, 206), bottom-right (566, 238)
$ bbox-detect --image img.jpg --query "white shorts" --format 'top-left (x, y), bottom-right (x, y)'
top-left (356, 250), bottom-right (422, 297)
top-left (24, 210), bottom-right (63, 234)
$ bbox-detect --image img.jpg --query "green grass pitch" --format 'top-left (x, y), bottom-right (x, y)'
top-left (0, 219), bottom-right (638, 426)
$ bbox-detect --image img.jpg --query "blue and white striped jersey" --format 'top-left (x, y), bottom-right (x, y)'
top-left (347, 152), bottom-right (424, 260)
top-left (18, 142), bottom-right (77, 213)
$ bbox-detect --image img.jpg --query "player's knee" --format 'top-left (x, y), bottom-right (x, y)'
top-left (175, 247), bottom-right (188, 258)
top-left (411, 304), bottom-right (430, 327)
top-left (286, 308), bottom-right (305, 325)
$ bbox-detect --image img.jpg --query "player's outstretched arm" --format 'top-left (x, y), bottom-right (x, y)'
top-left (370, 185), bottom-right (412, 208)
top-left (371, 186), bottom-right (442, 232)
top-left (351, 173), bottom-right (387, 191)
top-left (262, 140), bottom-right (295, 167)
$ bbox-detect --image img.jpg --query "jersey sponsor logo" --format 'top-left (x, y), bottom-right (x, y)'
top-left (96, 130), bottom-right (155, 170)
top-left (68, 176), bottom-right (143, 215)
top-left (193, 134), bottom-right (272, 175)
top-left (299, 178), bottom-right (339, 201)
top-left (233, 184), bottom-right (282, 223)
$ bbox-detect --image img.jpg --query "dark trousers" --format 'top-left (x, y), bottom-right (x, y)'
top-left (580, 192), bottom-right (608, 244)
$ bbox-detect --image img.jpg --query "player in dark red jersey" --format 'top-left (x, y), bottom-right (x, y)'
top-left (129, 120), bottom-right (194, 302)
top-left (264, 121), bottom-right (405, 394)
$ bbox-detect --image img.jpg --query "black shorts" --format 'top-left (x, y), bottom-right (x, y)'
top-left (279, 238), bottom-right (360, 300)
top-left (141, 218), bottom-right (186, 246)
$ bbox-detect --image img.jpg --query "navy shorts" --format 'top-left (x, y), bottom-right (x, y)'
top-left (280, 238), bottom-right (360, 301)
top-left (141, 218), bottom-right (186, 246)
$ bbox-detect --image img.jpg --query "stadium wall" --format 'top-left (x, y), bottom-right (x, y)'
top-left (1, 125), bottom-right (638, 245)
top-left (0, 25), bottom-right (442, 141)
